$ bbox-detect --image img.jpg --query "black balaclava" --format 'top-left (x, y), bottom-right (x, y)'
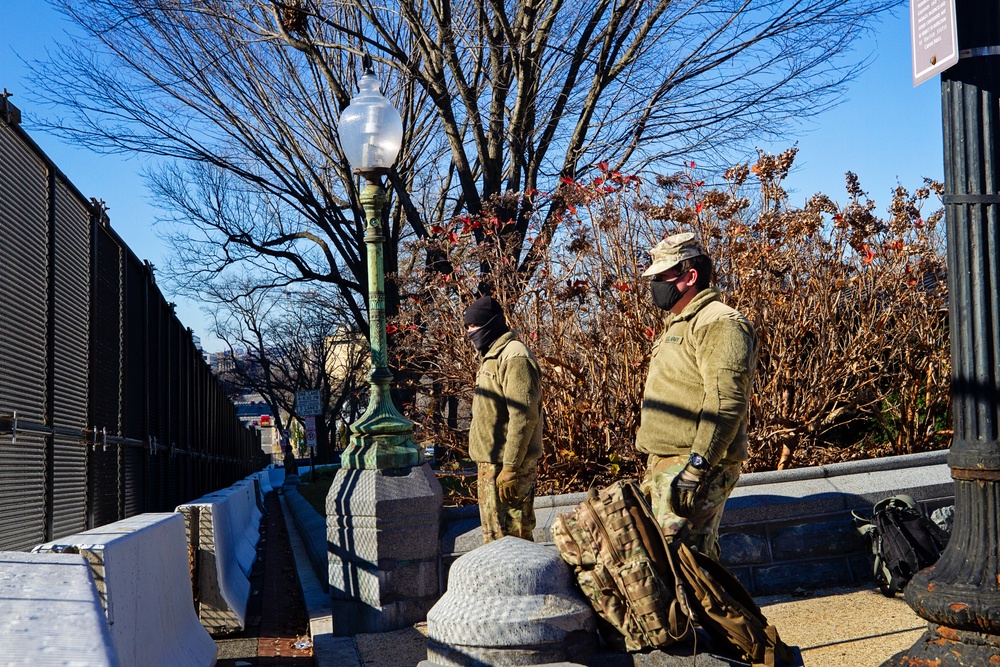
top-left (651, 278), bottom-right (691, 312)
top-left (464, 296), bottom-right (510, 355)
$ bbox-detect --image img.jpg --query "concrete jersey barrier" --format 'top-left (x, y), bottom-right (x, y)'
top-left (267, 465), bottom-right (285, 489)
top-left (254, 470), bottom-right (274, 496)
top-left (226, 482), bottom-right (264, 577)
top-left (0, 550), bottom-right (121, 667)
top-left (32, 513), bottom-right (217, 667)
top-left (178, 483), bottom-right (265, 634)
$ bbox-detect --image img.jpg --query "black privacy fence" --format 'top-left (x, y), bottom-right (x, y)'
top-left (0, 99), bottom-right (262, 551)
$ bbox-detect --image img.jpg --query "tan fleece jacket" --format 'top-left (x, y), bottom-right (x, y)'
top-left (468, 332), bottom-right (544, 467)
top-left (635, 288), bottom-right (758, 466)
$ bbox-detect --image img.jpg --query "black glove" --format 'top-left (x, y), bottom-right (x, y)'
top-left (670, 462), bottom-right (708, 517)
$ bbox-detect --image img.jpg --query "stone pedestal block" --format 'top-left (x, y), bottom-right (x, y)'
top-left (326, 463), bottom-right (442, 635)
top-left (426, 536), bottom-right (597, 666)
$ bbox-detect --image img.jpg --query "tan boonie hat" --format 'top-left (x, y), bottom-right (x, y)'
top-left (642, 232), bottom-right (706, 277)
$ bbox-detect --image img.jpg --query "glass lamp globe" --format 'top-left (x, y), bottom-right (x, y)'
top-left (339, 70), bottom-right (403, 171)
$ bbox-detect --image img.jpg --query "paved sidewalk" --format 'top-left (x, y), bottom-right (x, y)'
top-left (216, 492), bottom-right (315, 667)
top-left (324, 587), bottom-right (925, 667)
top-left (757, 585), bottom-right (924, 667)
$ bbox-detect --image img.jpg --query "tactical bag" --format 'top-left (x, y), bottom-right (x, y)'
top-left (674, 543), bottom-right (794, 667)
top-left (552, 480), bottom-right (793, 667)
top-left (854, 495), bottom-right (951, 597)
top-left (551, 480), bottom-right (691, 652)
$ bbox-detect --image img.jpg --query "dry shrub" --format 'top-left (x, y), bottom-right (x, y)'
top-left (391, 150), bottom-right (950, 495)
top-left (670, 150), bottom-right (950, 469)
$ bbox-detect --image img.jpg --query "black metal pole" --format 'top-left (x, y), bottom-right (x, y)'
top-left (885, 0), bottom-right (1000, 663)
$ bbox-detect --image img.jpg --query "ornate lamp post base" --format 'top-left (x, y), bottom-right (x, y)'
top-left (340, 373), bottom-right (422, 469)
top-left (881, 476), bottom-right (1000, 665)
top-left (341, 426), bottom-right (422, 470)
top-left (883, 625), bottom-right (1000, 666)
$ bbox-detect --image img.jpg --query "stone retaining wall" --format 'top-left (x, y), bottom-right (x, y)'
top-left (717, 450), bottom-right (952, 594)
top-left (440, 450), bottom-right (954, 595)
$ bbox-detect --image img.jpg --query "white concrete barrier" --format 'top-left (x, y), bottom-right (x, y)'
top-left (226, 482), bottom-right (262, 577)
top-left (178, 483), bottom-right (265, 634)
top-left (0, 550), bottom-right (120, 666)
top-left (267, 465), bottom-right (285, 489)
top-left (32, 514), bottom-right (217, 667)
top-left (247, 473), bottom-right (269, 517)
top-left (255, 470), bottom-right (274, 496)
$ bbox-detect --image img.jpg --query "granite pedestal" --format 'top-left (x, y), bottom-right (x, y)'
top-left (422, 536), bottom-right (597, 666)
top-left (327, 462), bottom-right (442, 635)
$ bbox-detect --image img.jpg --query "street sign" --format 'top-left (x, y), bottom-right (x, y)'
top-left (296, 389), bottom-right (322, 416)
top-left (911, 0), bottom-right (958, 86)
top-left (304, 415), bottom-right (317, 448)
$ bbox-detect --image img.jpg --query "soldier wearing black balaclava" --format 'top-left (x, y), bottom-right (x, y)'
top-left (464, 296), bottom-right (543, 543)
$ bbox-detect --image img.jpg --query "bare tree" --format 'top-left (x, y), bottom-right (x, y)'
top-left (30, 0), bottom-right (899, 305)
top-left (209, 281), bottom-right (368, 462)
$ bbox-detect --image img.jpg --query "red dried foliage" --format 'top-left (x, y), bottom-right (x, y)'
top-left (389, 152), bottom-right (950, 498)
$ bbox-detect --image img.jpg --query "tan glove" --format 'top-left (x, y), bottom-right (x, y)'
top-left (497, 466), bottom-right (518, 504)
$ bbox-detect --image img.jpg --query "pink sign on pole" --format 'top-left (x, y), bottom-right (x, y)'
top-left (911, 0), bottom-right (958, 86)
top-left (304, 415), bottom-right (317, 448)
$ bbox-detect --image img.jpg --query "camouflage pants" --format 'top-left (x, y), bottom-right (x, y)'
top-left (478, 461), bottom-right (537, 543)
top-left (640, 453), bottom-right (741, 560)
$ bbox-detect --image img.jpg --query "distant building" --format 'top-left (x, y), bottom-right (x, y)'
top-left (210, 350), bottom-right (235, 375)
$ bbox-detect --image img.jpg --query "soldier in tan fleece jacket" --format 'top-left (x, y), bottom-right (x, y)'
top-left (464, 296), bottom-right (543, 543)
top-left (636, 232), bottom-right (758, 559)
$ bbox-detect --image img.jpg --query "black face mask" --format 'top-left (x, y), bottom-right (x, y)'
top-left (468, 315), bottom-right (509, 354)
top-left (651, 279), bottom-right (688, 312)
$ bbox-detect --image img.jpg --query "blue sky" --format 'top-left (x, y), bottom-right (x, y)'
top-left (2, 4), bottom-right (942, 353)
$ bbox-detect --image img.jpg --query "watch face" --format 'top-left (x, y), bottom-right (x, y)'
top-left (690, 454), bottom-right (707, 469)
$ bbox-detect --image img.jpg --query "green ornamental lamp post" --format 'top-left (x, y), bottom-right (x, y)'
top-left (337, 59), bottom-right (421, 470)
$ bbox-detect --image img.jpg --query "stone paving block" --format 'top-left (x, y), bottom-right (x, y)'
top-left (718, 527), bottom-right (769, 565)
top-left (769, 516), bottom-right (864, 561)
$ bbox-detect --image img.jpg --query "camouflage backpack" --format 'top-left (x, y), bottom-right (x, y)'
top-left (551, 480), bottom-right (692, 651)
top-left (553, 480), bottom-right (794, 666)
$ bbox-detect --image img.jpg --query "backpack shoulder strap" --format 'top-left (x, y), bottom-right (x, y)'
top-left (622, 482), bottom-right (695, 623)
top-left (917, 513), bottom-right (951, 550)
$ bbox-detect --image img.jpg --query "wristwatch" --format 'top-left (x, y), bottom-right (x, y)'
top-left (688, 453), bottom-right (710, 471)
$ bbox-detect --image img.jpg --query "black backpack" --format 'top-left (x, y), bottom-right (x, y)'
top-left (854, 495), bottom-right (950, 597)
